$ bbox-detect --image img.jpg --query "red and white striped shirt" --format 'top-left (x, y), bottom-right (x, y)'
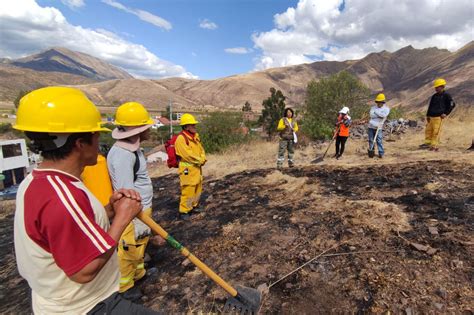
top-left (14, 169), bottom-right (119, 314)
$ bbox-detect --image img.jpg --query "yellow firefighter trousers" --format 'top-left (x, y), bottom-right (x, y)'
top-left (425, 116), bottom-right (443, 147)
top-left (179, 181), bottom-right (203, 214)
top-left (118, 208), bottom-right (152, 292)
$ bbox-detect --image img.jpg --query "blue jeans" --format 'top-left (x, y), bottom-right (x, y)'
top-left (368, 128), bottom-right (384, 156)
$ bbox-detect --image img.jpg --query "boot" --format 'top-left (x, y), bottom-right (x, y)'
top-left (419, 143), bottom-right (430, 149)
top-left (121, 286), bottom-right (143, 302)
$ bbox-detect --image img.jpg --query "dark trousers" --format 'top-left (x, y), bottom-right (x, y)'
top-left (335, 136), bottom-right (348, 156)
top-left (87, 292), bottom-right (162, 315)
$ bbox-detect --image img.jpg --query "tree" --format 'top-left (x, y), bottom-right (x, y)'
top-left (259, 88), bottom-right (286, 138)
top-left (242, 101), bottom-right (252, 112)
top-left (302, 71), bottom-right (371, 140)
top-left (14, 90), bottom-right (32, 109)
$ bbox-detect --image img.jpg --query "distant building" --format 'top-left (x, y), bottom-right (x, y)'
top-left (156, 116), bottom-right (171, 126)
top-left (147, 151), bottom-right (168, 163)
top-left (0, 139), bottom-right (29, 191)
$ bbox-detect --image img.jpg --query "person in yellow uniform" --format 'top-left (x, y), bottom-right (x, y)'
top-left (420, 78), bottom-right (456, 151)
top-left (175, 113), bottom-right (206, 220)
top-left (82, 153), bottom-right (113, 207)
top-left (276, 107), bottom-right (298, 168)
top-left (107, 102), bottom-right (155, 301)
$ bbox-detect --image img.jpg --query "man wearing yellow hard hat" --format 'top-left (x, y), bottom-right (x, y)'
top-left (420, 78), bottom-right (456, 151)
top-left (106, 102), bottom-right (156, 300)
top-left (368, 93), bottom-right (390, 158)
top-left (175, 113), bottom-right (206, 220)
top-left (12, 87), bottom-right (159, 314)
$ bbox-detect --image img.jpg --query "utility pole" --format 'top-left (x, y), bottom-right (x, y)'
top-left (169, 98), bottom-right (173, 139)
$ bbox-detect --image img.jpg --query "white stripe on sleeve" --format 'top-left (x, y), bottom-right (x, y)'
top-left (46, 176), bottom-right (107, 253)
top-left (54, 176), bottom-right (112, 251)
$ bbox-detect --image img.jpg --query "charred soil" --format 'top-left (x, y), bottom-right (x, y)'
top-left (1, 160), bottom-right (473, 313)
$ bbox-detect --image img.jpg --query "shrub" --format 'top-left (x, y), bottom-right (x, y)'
top-left (387, 106), bottom-right (405, 120)
top-left (198, 112), bottom-right (251, 154)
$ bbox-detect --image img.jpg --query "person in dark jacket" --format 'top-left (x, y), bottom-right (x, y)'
top-left (420, 78), bottom-right (455, 151)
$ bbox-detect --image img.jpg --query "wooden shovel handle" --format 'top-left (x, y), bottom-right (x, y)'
top-left (136, 212), bottom-right (238, 297)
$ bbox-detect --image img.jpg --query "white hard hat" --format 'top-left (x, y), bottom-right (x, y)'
top-left (339, 107), bottom-right (350, 114)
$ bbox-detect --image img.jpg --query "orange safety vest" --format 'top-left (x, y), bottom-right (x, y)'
top-left (337, 115), bottom-right (350, 137)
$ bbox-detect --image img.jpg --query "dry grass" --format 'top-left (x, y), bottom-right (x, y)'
top-left (148, 116), bottom-right (474, 180)
top-left (0, 200), bottom-right (16, 219)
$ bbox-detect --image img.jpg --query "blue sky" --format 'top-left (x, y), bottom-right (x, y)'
top-left (48, 0), bottom-right (296, 79)
top-left (1, 0), bottom-right (473, 80)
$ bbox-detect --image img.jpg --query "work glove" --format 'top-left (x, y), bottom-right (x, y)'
top-left (132, 217), bottom-right (151, 240)
top-left (426, 117), bottom-right (430, 123)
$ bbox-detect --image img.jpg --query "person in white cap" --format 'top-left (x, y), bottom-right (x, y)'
top-left (334, 106), bottom-right (352, 159)
top-left (107, 102), bottom-right (155, 301)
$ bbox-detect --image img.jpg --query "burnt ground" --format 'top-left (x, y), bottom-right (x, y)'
top-left (1, 160), bottom-right (473, 314)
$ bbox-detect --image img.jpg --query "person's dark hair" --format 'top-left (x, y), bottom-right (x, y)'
top-left (25, 132), bottom-right (94, 161)
top-left (283, 107), bottom-right (294, 118)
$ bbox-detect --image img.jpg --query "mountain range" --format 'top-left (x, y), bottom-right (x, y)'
top-left (1, 42), bottom-right (472, 112)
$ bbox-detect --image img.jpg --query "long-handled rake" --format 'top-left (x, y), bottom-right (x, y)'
top-left (137, 212), bottom-right (262, 314)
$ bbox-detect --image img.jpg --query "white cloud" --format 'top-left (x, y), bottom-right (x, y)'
top-left (224, 47), bottom-right (253, 54)
top-left (61, 0), bottom-right (85, 9)
top-left (0, 0), bottom-right (196, 79)
top-left (102, 0), bottom-right (172, 30)
top-left (199, 19), bottom-right (218, 30)
top-left (252, 0), bottom-right (474, 70)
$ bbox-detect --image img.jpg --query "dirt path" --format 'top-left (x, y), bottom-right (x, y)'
top-left (1, 159), bottom-right (473, 313)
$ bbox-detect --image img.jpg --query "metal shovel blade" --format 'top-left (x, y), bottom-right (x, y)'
top-left (311, 156), bottom-right (324, 164)
top-left (224, 285), bottom-right (262, 314)
top-left (368, 149), bottom-right (375, 158)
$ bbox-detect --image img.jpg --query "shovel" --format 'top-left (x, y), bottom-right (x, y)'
top-left (137, 212), bottom-right (262, 314)
top-left (368, 117), bottom-right (387, 158)
top-left (312, 126), bottom-right (340, 164)
top-left (368, 124), bottom-right (383, 158)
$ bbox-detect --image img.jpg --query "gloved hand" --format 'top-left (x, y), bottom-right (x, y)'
top-left (426, 117), bottom-right (430, 123)
top-left (132, 217), bottom-right (151, 240)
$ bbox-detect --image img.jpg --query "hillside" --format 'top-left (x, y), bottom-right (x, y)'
top-left (9, 47), bottom-right (133, 81)
top-left (0, 63), bottom-right (96, 101)
top-left (0, 47), bottom-right (133, 101)
top-left (0, 42), bottom-right (472, 112)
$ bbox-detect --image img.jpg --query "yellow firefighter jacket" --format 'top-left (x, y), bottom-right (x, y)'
top-left (175, 131), bottom-right (206, 186)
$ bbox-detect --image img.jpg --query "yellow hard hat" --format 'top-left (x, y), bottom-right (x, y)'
top-left (433, 78), bottom-right (446, 88)
top-left (13, 86), bottom-right (110, 133)
top-left (114, 102), bottom-right (154, 126)
top-left (180, 113), bottom-right (199, 125)
top-left (375, 93), bottom-right (386, 103)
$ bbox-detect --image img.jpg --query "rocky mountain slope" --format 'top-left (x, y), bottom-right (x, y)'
top-left (0, 47), bottom-right (132, 100)
top-left (1, 42), bottom-right (472, 112)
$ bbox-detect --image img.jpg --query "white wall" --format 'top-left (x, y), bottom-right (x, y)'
top-left (0, 139), bottom-right (29, 172)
